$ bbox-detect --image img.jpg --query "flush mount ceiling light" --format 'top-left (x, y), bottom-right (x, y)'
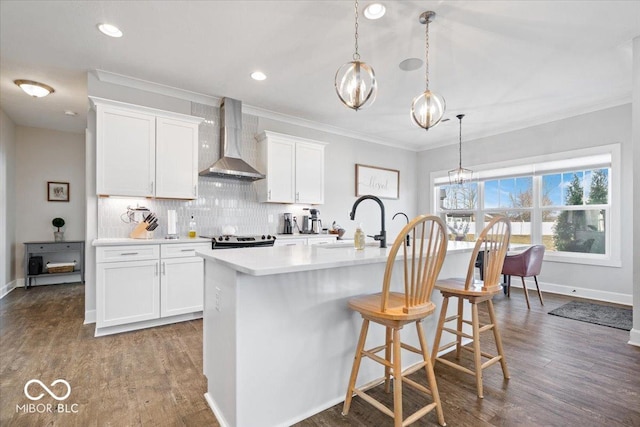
top-left (14, 80), bottom-right (55, 97)
top-left (64, 110), bottom-right (78, 116)
top-left (364, 3), bottom-right (386, 20)
top-left (98, 23), bottom-right (123, 38)
top-left (250, 71), bottom-right (267, 81)
top-left (449, 114), bottom-right (473, 185)
top-left (410, 11), bottom-right (445, 130)
top-left (335, 0), bottom-right (377, 111)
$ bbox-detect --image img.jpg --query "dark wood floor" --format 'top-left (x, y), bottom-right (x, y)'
top-left (1, 283), bottom-right (638, 426)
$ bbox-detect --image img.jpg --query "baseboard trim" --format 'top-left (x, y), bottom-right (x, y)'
top-left (0, 280), bottom-right (17, 299)
top-left (204, 392), bottom-right (231, 427)
top-left (628, 328), bottom-right (640, 347)
top-left (84, 310), bottom-right (96, 325)
top-left (508, 278), bottom-right (632, 306)
top-left (94, 312), bottom-right (202, 337)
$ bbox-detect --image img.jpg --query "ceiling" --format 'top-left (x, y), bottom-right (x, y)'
top-left (1, 1), bottom-right (639, 151)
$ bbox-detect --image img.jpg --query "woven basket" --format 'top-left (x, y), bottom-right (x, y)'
top-left (47, 262), bottom-right (76, 273)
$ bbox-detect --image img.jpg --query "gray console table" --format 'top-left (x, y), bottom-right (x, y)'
top-left (23, 240), bottom-right (85, 289)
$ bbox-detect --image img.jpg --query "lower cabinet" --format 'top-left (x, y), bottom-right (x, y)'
top-left (96, 242), bottom-right (208, 333)
top-left (97, 258), bottom-right (160, 327)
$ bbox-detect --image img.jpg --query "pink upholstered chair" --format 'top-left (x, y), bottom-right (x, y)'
top-left (501, 245), bottom-right (545, 309)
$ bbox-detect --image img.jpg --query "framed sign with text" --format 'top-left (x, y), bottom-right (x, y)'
top-left (355, 164), bottom-right (399, 199)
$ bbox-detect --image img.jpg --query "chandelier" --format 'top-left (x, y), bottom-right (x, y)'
top-left (410, 11), bottom-right (445, 130)
top-left (335, 0), bottom-right (377, 111)
top-left (449, 114), bottom-right (473, 185)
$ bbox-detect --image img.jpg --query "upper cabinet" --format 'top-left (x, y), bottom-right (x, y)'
top-left (92, 97), bottom-right (203, 199)
top-left (256, 131), bottom-right (326, 204)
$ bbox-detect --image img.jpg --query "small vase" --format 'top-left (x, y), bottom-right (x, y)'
top-left (54, 231), bottom-right (64, 242)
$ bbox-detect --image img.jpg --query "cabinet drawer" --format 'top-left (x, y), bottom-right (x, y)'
top-left (307, 237), bottom-right (337, 246)
top-left (28, 242), bottom-right (83, 253)
top-left (97, 245), bottom-right (159, 263)
top-left (161, 242), bottom-right (210, 258)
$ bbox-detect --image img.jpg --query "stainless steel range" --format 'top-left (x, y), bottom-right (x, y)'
top-left (200, 234), bottom-right (276, 249)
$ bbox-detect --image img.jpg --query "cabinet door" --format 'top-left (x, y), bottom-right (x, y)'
top-left (295, 142), bottom-right (324, 204)
top-left (96, 260), bottom-right (160, 327)
top-left (265, 138), bottom-right (295, 203)
top-left (155, 117), bottom-right (199, 199)
top-left (96, 106), bottom-right (156, 197)
top-left (160, 257), bottom-right (204, 317)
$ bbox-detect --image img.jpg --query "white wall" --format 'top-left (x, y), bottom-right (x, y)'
top-left (0, 109), bottom-right (17, 297)
top-left (418, 104), bottom-right (633, 303)
top-left (14, 126), bottom-right (86, 282)
top-left (631, 36), bottom-right (640, 346)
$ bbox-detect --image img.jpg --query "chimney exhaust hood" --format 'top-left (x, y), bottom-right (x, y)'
top-left (199, 97), bottom-right (265, 181)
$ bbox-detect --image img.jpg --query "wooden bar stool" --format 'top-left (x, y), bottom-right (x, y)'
top-left (431, 216), bottom-right (511, 399)
top-left (343, 215), bottom-right (448, 427)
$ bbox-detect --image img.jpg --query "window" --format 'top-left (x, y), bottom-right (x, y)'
top-left (432, 145), bottom-right (619, 266)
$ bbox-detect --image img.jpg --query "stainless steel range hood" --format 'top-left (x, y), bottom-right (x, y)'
top-left (199, 97), bottom-right (265, 181)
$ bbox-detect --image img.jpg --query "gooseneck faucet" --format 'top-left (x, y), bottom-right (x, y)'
top-left (393, 212), bottom-right (410, 247)
top-left (350, 195), bottom-right (386, 248)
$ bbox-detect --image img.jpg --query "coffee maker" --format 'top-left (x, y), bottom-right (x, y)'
top-left (309, 209), bottom-right (322, 234)
top-left (282, 213), bottom-right (293, 234)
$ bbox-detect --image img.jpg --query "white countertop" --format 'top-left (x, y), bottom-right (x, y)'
top-left (197, 240), bottom-right (478, 276)
top-left (274, 233), bottom-right (338, 240)
top-left (93, 237), bottom-right (211, 247)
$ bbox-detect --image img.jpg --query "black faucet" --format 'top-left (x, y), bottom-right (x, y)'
top-left (350, 195), bottom-right (386, 248)
top-left (392, 212), bottom-right (410, 247)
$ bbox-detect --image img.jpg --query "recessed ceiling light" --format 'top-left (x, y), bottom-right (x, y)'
top-left (251, 71), bottom-right (267, 81)
top-left (399, 58), bottom-right (423, 71)
top-left (364, 3), bottom-right (386, 20)
top-left (64, 110), bottom-right (78, 116)
top-left (14, 80), bottom-right (55, 97)
top-left (98, 23), bottom-right (123, 38)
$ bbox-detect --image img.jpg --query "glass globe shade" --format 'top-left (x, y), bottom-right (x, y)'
top-left (411, 90), bottom-right (446, 130)
top-left (335, 60), bottom-right (377, 111)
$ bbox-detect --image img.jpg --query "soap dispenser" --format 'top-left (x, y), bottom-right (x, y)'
top-left (354, 223), bottom-right (365, 250)
top-left (188, 215), bottom-right (197, 238)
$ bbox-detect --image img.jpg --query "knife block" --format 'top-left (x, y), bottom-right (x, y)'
top-left (130, 222), bottom-right (154, 239)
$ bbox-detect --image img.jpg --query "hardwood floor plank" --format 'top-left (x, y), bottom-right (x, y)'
top-left (1, 283), bottom-right (638, 426)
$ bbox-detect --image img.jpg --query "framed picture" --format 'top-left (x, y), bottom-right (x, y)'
top-left (355, 164), bottom-right (399, 199)
top-left (47, 181), bottom-right (69, 202)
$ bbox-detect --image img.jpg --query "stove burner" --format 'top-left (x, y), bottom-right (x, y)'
top-left (200, 234), bottom-right (276, 249)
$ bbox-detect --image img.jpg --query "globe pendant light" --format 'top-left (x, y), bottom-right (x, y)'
top-left (335, 0), bottom-right (377, 111)
top-left (449, 114), bottom-right (473, 185)
top-left (411, 11), bottom-right (445, 130)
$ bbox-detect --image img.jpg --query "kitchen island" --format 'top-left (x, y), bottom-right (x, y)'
top-left (197, 241), bottom-right (478, 427)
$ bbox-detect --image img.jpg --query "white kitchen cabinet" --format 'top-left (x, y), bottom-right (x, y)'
top-left (96, 245), bottom-right (161, 328)
top-left (306, 237), bottom-right (336, 246)
top-left (160, 243), bottom-right (208, 317)
top-left (96, 105), bottom-right (156, 197)
top-left (95, 241), bottom-right (208, 335)
top-left (92, 97), bottom-right (202, 199)
top-left (274, 238), bottom-right (307, 247)
top-left (155, 117), bottom-right (199, 199)
top-left (257, 131), bottom-right (326, 204)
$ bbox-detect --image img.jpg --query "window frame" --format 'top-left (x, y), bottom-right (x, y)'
top-left (431, 144), bottom-right (621, 267)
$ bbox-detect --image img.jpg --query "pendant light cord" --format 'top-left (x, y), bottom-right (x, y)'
top-left (458, 116), bottom-right (463, 168)
top-left (353, 0), bottom-right (360, 60)
top-left (425, 18), bottom-right (430, 91)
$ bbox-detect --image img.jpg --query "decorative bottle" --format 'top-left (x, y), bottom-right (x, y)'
top-left (354, 224), bottom-right (365, 250)
top-left (188, 216), bottom-right (197, 238)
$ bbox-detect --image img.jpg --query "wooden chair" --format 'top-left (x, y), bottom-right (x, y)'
top-left (431, 216), bottom-right (511, 399)
top-left (342, 215), bottom-right (448, 427)
top-left (502, 244), bottom-right (545, 309)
